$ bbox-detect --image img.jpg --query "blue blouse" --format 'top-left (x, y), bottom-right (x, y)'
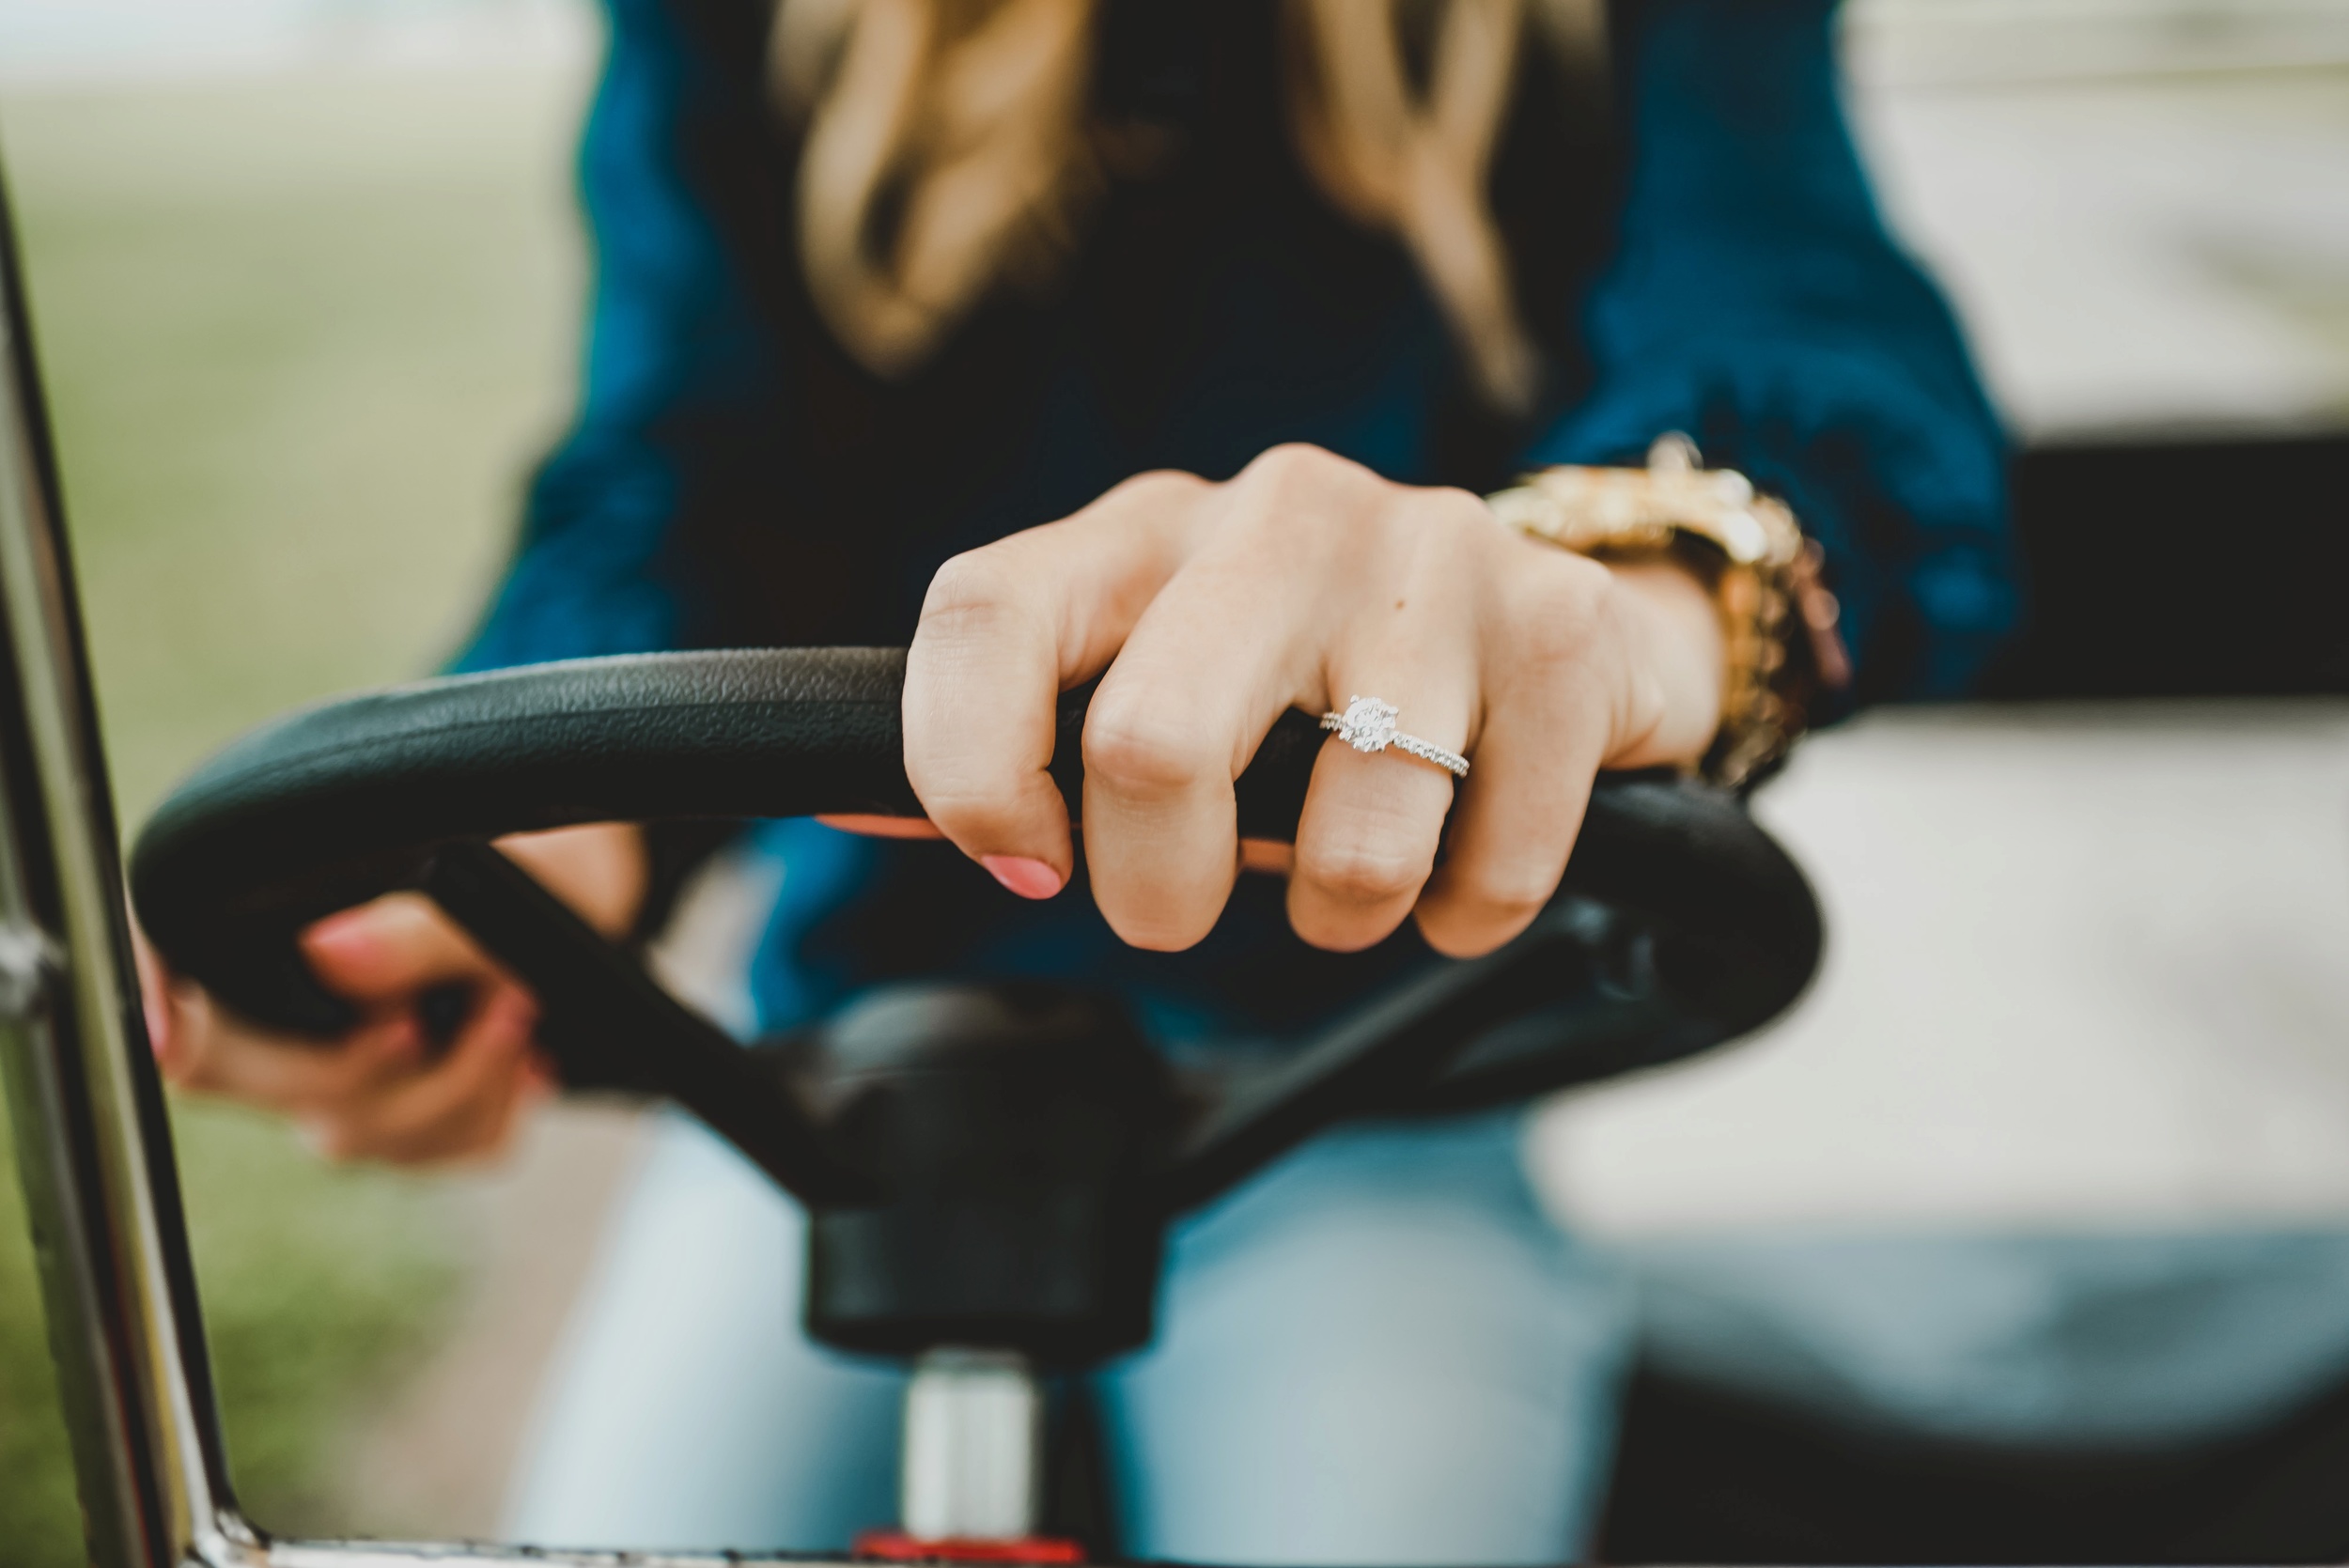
top-left (455, 0), bottom-right (2017, 1046)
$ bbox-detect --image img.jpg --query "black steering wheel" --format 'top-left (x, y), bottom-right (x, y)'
top-left (133, 645), bottom-right (1816, 1077)
top-left (130, 646), bottom-right (1821, 1354)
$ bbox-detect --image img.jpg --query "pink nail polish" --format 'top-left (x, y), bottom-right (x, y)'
top-left (981, 855), bottom-right (1065, 900)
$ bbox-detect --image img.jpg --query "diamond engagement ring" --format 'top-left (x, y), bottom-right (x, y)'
top-left (1318, 695), bottom-right (1469, 778)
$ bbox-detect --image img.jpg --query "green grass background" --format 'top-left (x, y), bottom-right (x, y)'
top-left (0, 55), bottom-right (590, 1558)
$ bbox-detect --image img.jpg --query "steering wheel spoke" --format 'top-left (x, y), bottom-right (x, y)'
top-left (420, 839), bottom-right (874, 1205)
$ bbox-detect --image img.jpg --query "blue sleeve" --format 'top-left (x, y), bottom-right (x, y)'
top-left (453, 0), bottom-right (784, 673)
top-left (1530, 0), bottom-right (2019, 705)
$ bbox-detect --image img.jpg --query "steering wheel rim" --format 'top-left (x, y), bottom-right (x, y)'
top-left (130, 647), bottom-right (1822, 1109)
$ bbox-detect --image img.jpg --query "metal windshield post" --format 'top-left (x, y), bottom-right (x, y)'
top-left (0, 166), bottom-right (233, 1566)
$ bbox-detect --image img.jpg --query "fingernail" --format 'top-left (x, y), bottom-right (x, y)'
top-left (303, 908), bottom-right (378, 962)
top-left (981, 855), bottom-right (1064, 900)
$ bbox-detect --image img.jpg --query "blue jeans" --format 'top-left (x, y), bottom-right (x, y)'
top-left (504, 1109), bottom-right (1634, 1564)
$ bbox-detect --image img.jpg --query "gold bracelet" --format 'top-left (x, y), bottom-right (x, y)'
top-left (1485, 435), bottom-right (1851, 789)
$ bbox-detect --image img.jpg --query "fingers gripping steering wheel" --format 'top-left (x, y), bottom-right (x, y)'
top-left (131, 647), bottom-right (1820, 1358)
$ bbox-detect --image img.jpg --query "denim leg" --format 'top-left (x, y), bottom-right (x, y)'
top-left (1101, 1110), bottom-right (1636, 1566)
top-left (502, 1113), bottom-right (903, 1551)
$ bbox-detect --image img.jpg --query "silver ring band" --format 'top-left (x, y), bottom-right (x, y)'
top-left (1318, 695), bottom-right (1469, 778)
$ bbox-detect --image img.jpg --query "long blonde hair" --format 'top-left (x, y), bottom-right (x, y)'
top-left (771, 0), bottom-right (1605, 413)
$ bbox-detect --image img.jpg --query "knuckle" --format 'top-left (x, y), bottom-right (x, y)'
top-left (1114, 467), bottom-right (1209, 505)
top-left (1248, 441), bottom-right (1334, 480)
top-left (1532, 545), bottom-right (1614, 619)
top-left (1513, 555), bottom-right (1613, 669)
top-left (1242, 442), bottom-right (1370, 500)
top-left (1423, 485), bottom-right (1494, 536)
top-left (1082, 700), bottom-right (1214, 798)
top-left (1391, 487), bottom-right (1502, 580)
top-left (1299, 839), bottom-right (1428, 908)
top-left (919, 549), bottom-right (1025, 629)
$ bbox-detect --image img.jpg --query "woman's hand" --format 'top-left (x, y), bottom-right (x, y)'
top-left (900, 444), bottom-right (1725, 958)
top-left (137, 821), bottom-right (646, 1167)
